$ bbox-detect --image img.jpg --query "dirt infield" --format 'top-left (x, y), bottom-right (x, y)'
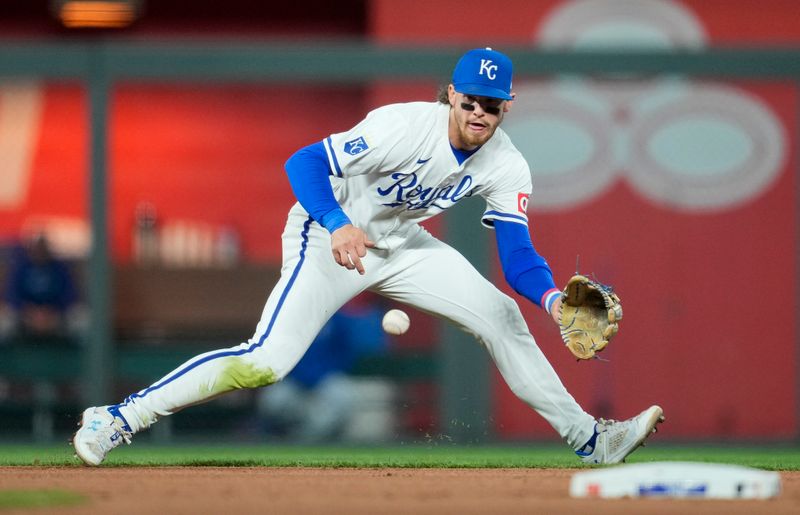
top-left (1, 467), bottom-right (799, 514)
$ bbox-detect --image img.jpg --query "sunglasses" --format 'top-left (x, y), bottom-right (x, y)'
top-left (460, 96), bottom-right (503, 116)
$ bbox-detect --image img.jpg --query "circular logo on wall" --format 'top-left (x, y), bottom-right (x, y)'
top-left (504, 0), bottom-right (788, 212)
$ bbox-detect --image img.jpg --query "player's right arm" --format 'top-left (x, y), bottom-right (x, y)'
top-left (286, 105), bottom-right (411, 274)
top-left (284, 142), bottom-right (375, 275)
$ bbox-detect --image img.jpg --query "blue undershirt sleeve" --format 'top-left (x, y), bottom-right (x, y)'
top-left (494, 220), bottom-right (560, 313)
top-left (284, 141), bottom-right (352, 233)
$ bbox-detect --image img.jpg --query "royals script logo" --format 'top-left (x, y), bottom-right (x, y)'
top-left (377, 172), bottom-right (475, 210)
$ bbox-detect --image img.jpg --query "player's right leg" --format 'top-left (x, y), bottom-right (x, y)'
top-left (370, 226), bottom-right (662, 462)
top-left (73, 213), bottom-right (371, 465)
top-left (371, 227), bottom-right (596, 449)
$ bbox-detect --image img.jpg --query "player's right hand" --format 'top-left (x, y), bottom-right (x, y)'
top-left (330, 224), bottom-right (376, 275)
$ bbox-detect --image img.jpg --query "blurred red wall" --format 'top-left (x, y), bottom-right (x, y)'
top-left (370, 0), bottom-right (798, 440)
top-left (0, 0), bottom-right (798, 439)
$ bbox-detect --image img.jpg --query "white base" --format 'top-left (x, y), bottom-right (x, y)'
top-left (570, 461), bottom-right (781, 499)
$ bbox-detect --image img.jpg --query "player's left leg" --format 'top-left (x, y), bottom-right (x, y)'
top-left (371, 226), bottom-right (596, 450)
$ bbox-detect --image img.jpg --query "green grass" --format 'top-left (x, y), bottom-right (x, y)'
top-left (0, 489), bottom-right (86, 509)
top-left (2, 443), bottom-right (800, 470)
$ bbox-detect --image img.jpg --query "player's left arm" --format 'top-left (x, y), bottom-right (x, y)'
top-left (494, 220), bottom-right (561, 324)
top-left (480, 153), bottom-right (561, 322)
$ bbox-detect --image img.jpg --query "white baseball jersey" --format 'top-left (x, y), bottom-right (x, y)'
top-left (312, 101), bottom-right (532, 249)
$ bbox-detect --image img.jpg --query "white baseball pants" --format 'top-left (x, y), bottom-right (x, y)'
top-left (116, 212), bottom-right (595, 449)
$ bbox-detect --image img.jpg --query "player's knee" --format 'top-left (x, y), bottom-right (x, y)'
top-left (217, 355), bottom-right (282, 389)
top-left (494, 294), bottom-right (525, 324)
top-left (473, 294), bottom-right (527, 337)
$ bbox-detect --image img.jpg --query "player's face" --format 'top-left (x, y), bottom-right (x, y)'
top-left (447, 85), bottom-right (514, 150)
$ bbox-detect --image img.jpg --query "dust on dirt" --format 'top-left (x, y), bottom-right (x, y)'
top-left (1, 467), bottom-right (798, 514)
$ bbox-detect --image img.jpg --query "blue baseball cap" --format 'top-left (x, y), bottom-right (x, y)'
top-left (452, 47), bottom-right (513, 101)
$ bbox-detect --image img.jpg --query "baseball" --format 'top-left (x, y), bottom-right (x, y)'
top-left (382, 309), bottom-right (410, 335)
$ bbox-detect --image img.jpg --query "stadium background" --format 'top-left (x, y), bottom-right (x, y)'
top-left (0, 0), bottom-right (797, 443)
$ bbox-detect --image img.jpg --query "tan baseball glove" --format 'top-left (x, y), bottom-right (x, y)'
top-left (558, 274), bottom-right (623, 360)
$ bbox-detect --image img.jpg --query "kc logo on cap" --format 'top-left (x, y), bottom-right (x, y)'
top-left (452, 47), bottom-right (513, 101)
top-left (479, 59), bottom-right (499, 80)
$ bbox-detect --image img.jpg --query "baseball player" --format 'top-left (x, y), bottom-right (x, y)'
top-left (73, 48), bottom-right (663, 465)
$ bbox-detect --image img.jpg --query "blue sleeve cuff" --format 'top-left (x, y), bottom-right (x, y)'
top-left (319, 208), bottom-right (352, 233)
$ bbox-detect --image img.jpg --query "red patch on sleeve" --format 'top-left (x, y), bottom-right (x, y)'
top-left (517, 193), bottom-right (529, 214)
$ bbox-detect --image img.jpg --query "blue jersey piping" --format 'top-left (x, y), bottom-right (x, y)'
top-left (325, 137), bottom-right (343, 177)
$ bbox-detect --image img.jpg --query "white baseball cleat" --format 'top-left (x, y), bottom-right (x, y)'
top-left (577, 405), bottom-right (664, 465)
top-left (72, 407), bottom-right (132, 466)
